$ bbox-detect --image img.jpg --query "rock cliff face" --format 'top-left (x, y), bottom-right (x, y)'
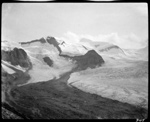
top-left (1, 48), bottom-right (31, 68)
top-left (46, 36), bottom-right (62, 54)
top-left (43, 57), bottom-right (53, 67)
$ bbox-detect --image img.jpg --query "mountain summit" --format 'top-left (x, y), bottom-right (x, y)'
top-left (20, 36), bottom-right (62, 54)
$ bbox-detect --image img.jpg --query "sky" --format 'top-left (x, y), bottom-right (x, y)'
top-left (2, 3), bottom-right (148, 49)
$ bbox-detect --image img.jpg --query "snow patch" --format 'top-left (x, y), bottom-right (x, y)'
top-left (2, 63), bottom-right (16, 74)
top-left (2, 60), bottom-right (27, 72)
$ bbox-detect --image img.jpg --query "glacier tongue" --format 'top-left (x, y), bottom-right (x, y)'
top-left (68, 63), bottom-right (148, 109)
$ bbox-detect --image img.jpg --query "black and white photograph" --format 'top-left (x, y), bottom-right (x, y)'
top-left (1, 2), bottom-right (148, 119)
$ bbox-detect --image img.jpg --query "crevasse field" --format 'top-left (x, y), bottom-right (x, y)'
top-left (68, 58), bottom-right (148, 109)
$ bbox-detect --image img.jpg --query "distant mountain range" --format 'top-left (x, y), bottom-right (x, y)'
top-left (2, 35), bottom-right (148, 74)
top-left (2, 36), bottom-right (105, 75)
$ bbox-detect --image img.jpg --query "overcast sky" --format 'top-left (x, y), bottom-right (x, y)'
top-left (2, 3), bottom-right (148, 49)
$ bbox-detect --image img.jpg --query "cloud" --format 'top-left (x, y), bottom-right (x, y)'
top-left (63, 31), bottom-right (80, 43)
top-left (58, 31), bottom-right (145, 49)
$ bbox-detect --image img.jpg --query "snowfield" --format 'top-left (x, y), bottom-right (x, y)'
top-left (59, 42), bottom-right (88, 56)
top-left (2, 60), bottom-right (27, 72)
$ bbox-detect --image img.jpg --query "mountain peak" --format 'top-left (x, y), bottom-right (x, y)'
top-left (85, 49), bottom-right (98, 55)
top-left (46, 36), bottom-right (62, 54)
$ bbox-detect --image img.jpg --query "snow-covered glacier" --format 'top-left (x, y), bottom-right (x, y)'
top-left (2, 35), bottom-right (148, 119)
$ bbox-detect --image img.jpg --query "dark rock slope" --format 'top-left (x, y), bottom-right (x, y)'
top-left (43, 57), bottom-right (53, 67)
top-left (1, 48), bottom-right (31, 68)
top-left (73, 50), bottom-right (104, 70)
top-left (60, 50), bottom-right (104, 70)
